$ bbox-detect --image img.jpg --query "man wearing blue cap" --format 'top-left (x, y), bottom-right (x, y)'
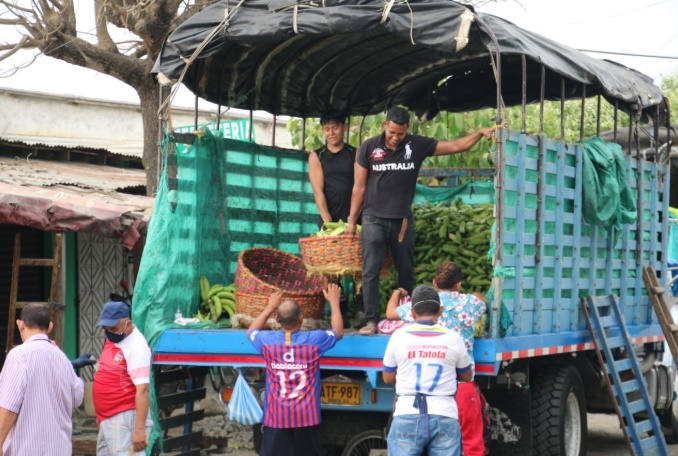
top-left (93, 301), bottom-right (153, 456)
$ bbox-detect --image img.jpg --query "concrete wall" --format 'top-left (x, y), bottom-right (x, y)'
top-left (0, 88), bottom-right (295, 157)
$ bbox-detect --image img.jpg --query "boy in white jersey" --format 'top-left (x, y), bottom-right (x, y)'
top-left (382, 286), bottom-right (473, 456)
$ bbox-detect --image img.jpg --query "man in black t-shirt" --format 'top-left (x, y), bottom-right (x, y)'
top-left (346, 107), bottom-right (494, 335)
top-left (308, 109), bottom-right (363, 326)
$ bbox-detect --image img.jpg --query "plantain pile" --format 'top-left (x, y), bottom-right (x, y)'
top-left (197, 275), bottom-right (236, 323)
top-left (313, 220), bottom-right (362, 236)
top-left (412, 200), bottom-right (494, 292)
top-left (376, 200), bottom-right (495, 312)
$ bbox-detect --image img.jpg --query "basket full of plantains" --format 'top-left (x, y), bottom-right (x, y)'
top-left (298, 221), bottom-right (364, 280)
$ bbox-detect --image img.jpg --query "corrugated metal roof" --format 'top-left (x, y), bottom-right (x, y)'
top-left (0, 156), bottom-right (146, 191)
top-left (0, 135), bottom-right (143, 158)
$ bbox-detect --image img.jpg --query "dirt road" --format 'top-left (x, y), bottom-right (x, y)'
top-left (220, 413), bottom-right (678, 455)
top-left (588, 413), bottom-right (678, 455)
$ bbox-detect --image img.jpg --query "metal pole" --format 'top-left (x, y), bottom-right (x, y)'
top-left (156, 85), bottom-right (164, 191)
top-left (560, 78), bottom-right (565, 139)
top-left (539, 65), bottom-right (545, 135)
top-left (521, 55), bottom-right (527, 134)
top-left (579, 84), bottom-right (586, 142)
top-left (596, 93), bottom-right (601, 137)
top-left (302, 117), bottom-right (307, 150)
top-left (249, 109), bottom-right (253, 143)
top-left (272, 114), bottom-right (277, 147)
top-left (613, 100), bottom-right (618, 143)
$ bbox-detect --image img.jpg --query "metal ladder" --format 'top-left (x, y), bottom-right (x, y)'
top-left (582, 295), bottom-right (669, 456)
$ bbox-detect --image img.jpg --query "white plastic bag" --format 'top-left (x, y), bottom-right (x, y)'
top-left (227, 373), bottom-right (263, 425)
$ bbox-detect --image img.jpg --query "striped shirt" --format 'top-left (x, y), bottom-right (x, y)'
top-left (0, 333), bottom-right (84, 455)
top-left (249, 329), bottom-right (337, 428)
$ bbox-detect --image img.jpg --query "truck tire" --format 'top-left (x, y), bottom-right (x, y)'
top-left (341, 429), bottom-right (387, 456)
top-left (531, 365), bottom-right (587, 456)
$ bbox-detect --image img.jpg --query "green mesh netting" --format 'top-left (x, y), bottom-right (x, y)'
top-left (133, 129), bottom-right (321, 453)
top-left (413, 180), bottom-right (495, 205)
top-left (133, 129), bottom-right (321, 349)
top-left (581, 136), bottom-right (637, 232)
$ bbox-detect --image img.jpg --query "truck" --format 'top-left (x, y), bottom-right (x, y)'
top-left (139, 1), bottom-right (675, 455)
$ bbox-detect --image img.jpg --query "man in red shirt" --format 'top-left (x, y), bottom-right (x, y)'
top-left (93, 301), bottom-right (152, 455)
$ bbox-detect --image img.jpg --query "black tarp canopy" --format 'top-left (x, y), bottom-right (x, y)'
top-left (153, 0), bottom-right (665, 121)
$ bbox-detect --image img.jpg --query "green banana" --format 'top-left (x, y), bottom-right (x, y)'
top-left (222, 305), bottom-right (234, 320)
top-left (200, 275), bottom-right (210, 301)
top-left (216, 291), bottom-right (236, 301)
top-left (212, 295), bottom-right (223, 321)
top-left (208, 284), bottom-right (225, 297)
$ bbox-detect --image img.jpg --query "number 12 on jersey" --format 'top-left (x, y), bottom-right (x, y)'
top-left (275, 370), bottom-right (307, 399)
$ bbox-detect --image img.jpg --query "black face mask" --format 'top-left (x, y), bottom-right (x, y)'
top-left (104, 320), bottom-right (129, 344)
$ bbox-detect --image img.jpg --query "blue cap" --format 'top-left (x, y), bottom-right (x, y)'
top-left (97, 301), bottom-right (130, 327)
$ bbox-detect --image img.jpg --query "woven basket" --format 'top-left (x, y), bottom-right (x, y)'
top-left (298, 235), bottom-right (394, 279)
top-left (234, 247), bottom-right (326, 318)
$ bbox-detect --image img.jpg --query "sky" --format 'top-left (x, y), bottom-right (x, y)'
top-left (0, 0), bottom-right (676, 109)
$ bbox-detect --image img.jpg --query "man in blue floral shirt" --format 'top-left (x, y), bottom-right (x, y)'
top-left (385, 261), bottom-right (487, 456)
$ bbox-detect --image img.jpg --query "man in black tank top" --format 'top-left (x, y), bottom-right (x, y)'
top-left (308, 109), bottom-right (363, 326)
top-left (308, 109), bottom-right (359, 226)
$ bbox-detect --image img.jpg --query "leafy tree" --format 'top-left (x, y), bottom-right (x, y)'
top-left (289, 71), bottom-right (678, 176)
top-left (0, 0), bottom-right (217, 195)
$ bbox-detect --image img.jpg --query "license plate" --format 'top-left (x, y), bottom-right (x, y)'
top-left (320, 381), bottom-right (362, 405)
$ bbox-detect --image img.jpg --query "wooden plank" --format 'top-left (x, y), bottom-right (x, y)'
top-left (162, 431), bottom-right (203, 451)
top-left (156, 388), bottom-right (206, 409)
top-left (18, 258), bottom-right (56, 267)
top-left (14, 301), bottom-right (49, 309)
top-left (643, 266), bottom-right (678, 364)
top-left (6, 233), bottom-right (21, 354)
top-left (155, 366), bottom-right (210, 384)
top-left (158, 410), bottom-right (205, 430)
top-left (51, 233), bottom-right (64, 348)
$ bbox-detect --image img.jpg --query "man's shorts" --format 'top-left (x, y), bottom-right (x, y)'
top-left (97, 409), bottom-right (153, 456)
top-left (260, 424), bottom-right (324, 456)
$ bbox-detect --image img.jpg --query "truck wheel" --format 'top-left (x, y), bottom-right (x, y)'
top-left (531, 365), bottom-right (587, 456)
top-left (341, 429), bottom-right (387, 456)
top-left (660, 358), bottom-right (678, 443)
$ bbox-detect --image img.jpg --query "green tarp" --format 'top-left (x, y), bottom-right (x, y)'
top-left (581, 136), bottom-right (637, 232)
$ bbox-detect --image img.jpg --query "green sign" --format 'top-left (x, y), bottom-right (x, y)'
top-left (175, 119), bottom-right (255, 142)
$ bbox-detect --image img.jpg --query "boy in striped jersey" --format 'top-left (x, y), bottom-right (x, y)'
top-left (247, 284), bottom-right (343, 456)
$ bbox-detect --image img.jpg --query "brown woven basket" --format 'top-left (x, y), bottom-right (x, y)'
top-left (234, 292), bottom-right (325, 320)
top-left (298, 235), bottom-right (394, 279)
top-left (234, 247), bottom-right (326, 318)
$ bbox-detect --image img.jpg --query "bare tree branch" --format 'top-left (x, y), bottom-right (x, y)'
top-left (0, 0), bottom-right (196, 194)
top-left (94, 0), bottom-right (118, 53)
top-left (0, 35), bottom-right (29, 61)
top-left (1, 0), bottom-right (36, 14)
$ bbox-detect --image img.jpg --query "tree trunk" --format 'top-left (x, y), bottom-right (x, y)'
top-left (138, 80), bottom-right (161, 196)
